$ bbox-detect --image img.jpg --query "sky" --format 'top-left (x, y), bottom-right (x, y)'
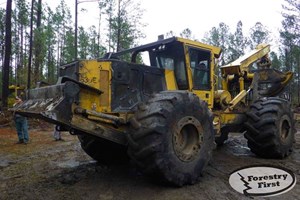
top-left (1, 0), bottom-right (286, 49)
top-left (64, 0), bottom-right (285, 48)
top-left (141, 0), bottom-right (284, 43)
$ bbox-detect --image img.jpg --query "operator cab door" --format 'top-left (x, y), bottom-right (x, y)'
top-left (187, 47), bottom-right (213, 108)
top-left (149, 42), bottom-right (189, 91)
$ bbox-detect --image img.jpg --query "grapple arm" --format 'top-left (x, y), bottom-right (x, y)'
top-left (11, 81), bottom-right (80, 128)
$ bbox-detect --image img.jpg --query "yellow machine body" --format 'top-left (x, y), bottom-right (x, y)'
top-left (13, 37), bottom-right (293, 143)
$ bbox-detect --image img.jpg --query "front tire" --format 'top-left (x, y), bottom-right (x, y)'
top-left (244, 97), bottom-right (295, 158)
top-left (127, 91), bottom-right (214, 186)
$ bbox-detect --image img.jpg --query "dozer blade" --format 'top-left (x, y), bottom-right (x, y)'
top-left (11, 81), bottom-right (80, 127)
top-left (255, 68), bottom-right (293, 97)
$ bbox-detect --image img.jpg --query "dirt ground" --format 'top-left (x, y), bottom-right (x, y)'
top-left (0, 120), bottom-right (299, 200)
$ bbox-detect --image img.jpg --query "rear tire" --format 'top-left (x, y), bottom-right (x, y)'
top-left (127, 91), bottom-right (214, 186)
top-left (78, 133), bottom-right (128, 164)
top-left (244, 97), bottom-right (295, 158)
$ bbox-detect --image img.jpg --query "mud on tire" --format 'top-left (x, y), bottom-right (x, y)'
top-left (244, 97), bottom-right (295, 158)
top-left (127, 91), bottom-right (214, 186)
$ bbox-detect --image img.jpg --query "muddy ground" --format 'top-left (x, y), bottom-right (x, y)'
top-left (0, 120), bottom-right (299, 200)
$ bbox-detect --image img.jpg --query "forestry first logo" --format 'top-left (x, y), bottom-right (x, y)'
top-left (229, 165), bottom-right (296, 197)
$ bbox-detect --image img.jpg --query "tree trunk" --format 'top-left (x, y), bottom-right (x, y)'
top-left (33, 0), bottom-right (42, 85)
top-left (98, 10), bottom-right (101, 56)
top-left (116, 0), bottom-right (121, 52)
top-left (20, 24), bottom-right (24, 70)
top-left (297, 55), bottom-right (300, 106)
top-left (2, 0), bottom-right (12, 108)
top-left (27, 0), bottom-right (35, 90)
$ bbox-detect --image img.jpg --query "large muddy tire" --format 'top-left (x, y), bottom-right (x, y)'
top-left (244, 97), bottom-right (295, 158)
top-left (127, 91), bottom-right (214, 186)
top-left (78, 134), bottom-right (128, 164)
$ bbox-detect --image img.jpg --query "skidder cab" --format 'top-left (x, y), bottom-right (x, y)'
top-left (12, 37), bottom-right (295, 186)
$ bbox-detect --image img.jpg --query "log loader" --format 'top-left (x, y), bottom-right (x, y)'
top-left (12, 37), bottom-right (295, 186)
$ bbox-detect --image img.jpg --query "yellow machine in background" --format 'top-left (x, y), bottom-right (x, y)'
top-left (7, 85), bottom-right (25, 107)
top-left (213, 44), bottom-right (294, 144)
top-left (13, 37), bottom-right (295, 186)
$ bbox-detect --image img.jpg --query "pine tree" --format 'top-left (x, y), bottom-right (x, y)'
top-left (97, 0), bottom-right (109, 56)
top-left (180, 28), bottom-right (193, 39)
top-left (44, 6), bottom-right (56, 83)
top-left (32, 0), bottom-right (44, 85)
top-left (106, 0), bottom-right (114, 52)
top-left (203, 22), bottom-right (230, 65)
top-left (0, 8), bottom-right (6, 69)
top-left (78, 26), bottom-right (89, 59)
top-left (248, 22), bottom-right (272, 49)
top-left (269, 51), bottom-right (282, 70)
top-left (165, 30), bottom-right (175, 38)
top-left (0, 0), bottom-right (146, 89)
top-left (53, 0), bottom-right (72, 65)
top-left (88, 25), bottom-right (106, 58)
top-left (108, 0), bottom-right (145, 53)
top-left (228, 21), bottom-right (248, 62)
top-left (280, 0), bottom-right (300, 104)
top-left (15, 0), bottom-right (29, 86)
top-left (2, 0), bottom-right (13, 107)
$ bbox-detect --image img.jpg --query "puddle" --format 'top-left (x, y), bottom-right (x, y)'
top-left (57, 160), bottom-right (80, 168)
top-left (225, 133), bottom-right (253, 156)
top-left (0, 160), bottom-right (10, 168)
top-left (229, 144), bottom-right (252, 156)
top-left (0, 158), bottom-right (15, 168)
top-left (55, 159), bottom-right (96, 168)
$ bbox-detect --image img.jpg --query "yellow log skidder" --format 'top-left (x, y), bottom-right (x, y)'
top-left (12, 37), bottom-right (295, 186)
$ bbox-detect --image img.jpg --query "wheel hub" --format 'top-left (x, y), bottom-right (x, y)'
top-left (280, 115), bottom-right (291, 143)
top-left (173, 116), bottom-right (204, 162)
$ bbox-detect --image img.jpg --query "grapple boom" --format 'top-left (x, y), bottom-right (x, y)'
top-left (12, 81), bottom-right (80, 128)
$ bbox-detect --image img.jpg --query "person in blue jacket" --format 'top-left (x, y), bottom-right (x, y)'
top-left (13, 96), bottom-right (29, 144)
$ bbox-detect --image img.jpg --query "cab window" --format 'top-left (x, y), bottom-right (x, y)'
top-left (150, 42), bottom-right (189, 90)
top-left (188, 47), bottom-right (211, 90)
